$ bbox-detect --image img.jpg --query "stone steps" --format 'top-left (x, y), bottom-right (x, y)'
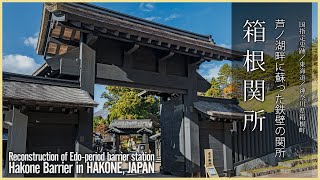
top-left (278, 157), bottom-right (317, 168)
top-left (240, 155), bottom-right (318, 177)
top-left (280, 162), bottom-right (317, 174)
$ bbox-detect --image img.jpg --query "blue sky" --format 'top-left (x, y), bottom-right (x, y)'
top-left (2, 2), bottom-right (318, 111)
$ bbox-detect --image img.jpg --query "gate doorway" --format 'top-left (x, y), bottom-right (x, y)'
top-left (16, 2), bottom-right (243, 177)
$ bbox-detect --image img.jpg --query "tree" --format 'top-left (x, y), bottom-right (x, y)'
top-left (93, 116), bottom-right (106, 130)
top-left (205, 77), bottom-right (221, 97)
top-left (223, 82), bottom-right (240, 98)
top-left (101, 86), bottom-right (160, 124)
top-left (217, 64), bottom-right (232, 90)
top-left (95, 122), bottom-right (108, 135)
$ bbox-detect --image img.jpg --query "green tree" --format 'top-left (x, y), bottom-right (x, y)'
top-left (217, 64), bottom-right (232, 90)
top-left (101, 86), bottom-right (160, 124)
top-left (93, 116), bottom-right (106, 130)
top-left (205, 77), bottom-right (221, 97)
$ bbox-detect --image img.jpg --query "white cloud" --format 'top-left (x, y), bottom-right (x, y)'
top-left (198, 61), bottom-right (231, 81)
top-left (218, 43), bottom-right (231, 49)
top-left (3, 54), bottom-right (41, 75)
top-left (139, 3), bottom-right (154, 12)
top-left (199, 64), bottom-right (223, 81)
top-left (164, 14), bottom-right (180, 21)
top-left (145, 16), bottom-right (162, 21)
top-left (24, 33), bottom-right (38, 49)
top-left (94, 84), bottom-right (108, 113)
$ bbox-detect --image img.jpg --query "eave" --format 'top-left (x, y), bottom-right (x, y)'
top-left (36, 3), bottom-right (244, 61)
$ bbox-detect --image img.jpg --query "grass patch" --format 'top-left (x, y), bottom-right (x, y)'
top-left (293, 161), bottom-right (318, 169)
top-left (283, 154), bottom-right (318, 163)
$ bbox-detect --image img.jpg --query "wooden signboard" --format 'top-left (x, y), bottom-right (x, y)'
top-left (204, 149), bottom-right (219, 178)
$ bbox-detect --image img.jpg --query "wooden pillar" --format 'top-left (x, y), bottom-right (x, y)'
top-left (115, 134), bottom-right (120, 152)
top-left (142, 133), bottom-right (148, 143)
top-left (183, 61), bottom-right (200, 176)
top-left (155, 139), bottom-right (161, 159)
top-left (112, 133), bottom-right (116, 152)
top-left (158, 140), bottom-right (161, 158)
top-left (77, 42), bottom-right (96, 150)
top-left (75, 37), bottom-right (96, 177)
top-left (223, 122), bottom-right (234, 177)
top-left (4, 107), bottom-right (28, 177)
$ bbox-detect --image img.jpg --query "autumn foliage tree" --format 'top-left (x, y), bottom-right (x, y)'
top-left (95, 122), bottom-right (108, 135)
top-left (223, 83), bottom-right (240, 98)
top-left (101, 86), bottom-right (160, 124)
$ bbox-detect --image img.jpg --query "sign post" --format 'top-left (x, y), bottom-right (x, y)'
top-left (204, 149), bottom-right (219, 178)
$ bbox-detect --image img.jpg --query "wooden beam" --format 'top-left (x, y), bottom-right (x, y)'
top-left (96, 63), bottom-right (190, 92)
top-left (96, 78), bottom-right (186, 95)
top-left (55, 44), bottom-right (61, 55)
top-left (43, 17), bottom-right (56, 59)
top-left (59, 16), bottom-right (243, 60)
top-left (49, 37), bottom-right (79, 47)
top-left (60, 57), bottom-right (81, 76)
top-left (193, 49), bottom-right (198, 54)
top-left (59, 26), bottom-right (65, 38)
top-left (159, 52), bottom-right (174, 62)
top-left (191, 58), bottom-right (204, 66)
top-left (95, 26), bottom-right (107, 33)
top-left (125, 44), bottom-right (139, 55)
top-left (27, 111), bottom-right (78, 124)
top-left (45, 56), bottom-right (61, 70)
top-left (45, 47), bottom-right (80, 76)
top-left (70, 21), bottom-right (81, 27)
top-left (3, 72), bottom-right (80, 88)
top-left (83, 24), bottom-right (95, 31)
top-left (58, 21), bottom-right (202, 58)
top-left (111, 30), bottom-right (119, 36)
top-left (20, 105), bottom-right (26, 111)
top-left (70, 29), bottom-right (77, 41)
top-left (87, 33), bottom-right (98, 46)
top-left (125, 33), bottom-right (131, 39)
top-left (52, 13), bottom-right (66, 22)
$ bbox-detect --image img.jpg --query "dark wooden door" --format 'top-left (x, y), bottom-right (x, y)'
top-left (26, 123), bottom-right (77, 177)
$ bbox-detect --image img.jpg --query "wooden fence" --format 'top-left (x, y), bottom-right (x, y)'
top-left (232, 106), bottom-right (318, 166)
